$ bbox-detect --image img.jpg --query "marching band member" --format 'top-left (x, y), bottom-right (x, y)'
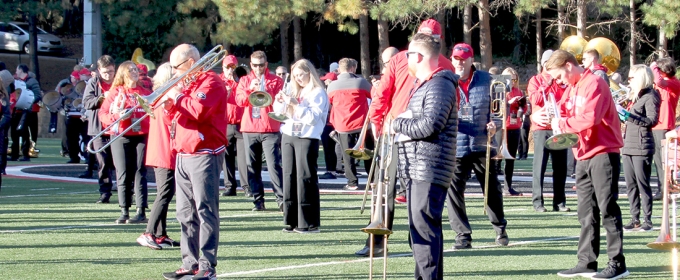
top-left (235, 50), bottom-right (285, 211)
top-left (0, 71), bottom-right (10, 188)
top-left (57, 71), bottom-right (85, 164)
top-left (137, 64), bottom-right (153, 91)
top-left (136, 63), bottom-right (181, 250)
top-left (359, 19), bottom-right (455, 257)
top-left (326, 58), bottom-right (372, 191)
top-left (650, 57), bottom-right (680, 200)
top-left (495, 67), bottom-right (525, 196)
top-left (541, 50), bottom-right (628, 280)
top-left (528, 50), bottom-right (570, 213)
top-left (83, 55), bottom-right (116, 204)
top-left (275, 59), bottom-right (328, 233)
top-left (220, 55), bottom-right (249, 197)
top-left (161, 44), bottom-right (228, 280)
top-left (10, 64), bottom-right (42, 162)
top-left (99, 61), bottom-right (151, 224)
top-left (447, 42), bottom-right (508, 249)
top-left (618, 65), bottom-right (659, 232)
top-left (392, 33), bottom-right (458, 280)
top-left (582, 49), bottom-right (610, 84)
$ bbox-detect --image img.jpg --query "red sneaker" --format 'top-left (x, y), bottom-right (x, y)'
top-left (395, 195), bottom-right (407, 204)
top-left (156, 235), bottom-right (180, 248)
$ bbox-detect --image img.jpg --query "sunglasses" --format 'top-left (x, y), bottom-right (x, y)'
top-left (223, 65), bottom-right (236, 70)
top-left (251, 63), bottom-right (266, 68)
top-left (406, 51), bottom-right (422, 59)
top-left (171, 59), bottom-right (189, 70)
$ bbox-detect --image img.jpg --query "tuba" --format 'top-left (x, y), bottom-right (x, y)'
top-left (248, 74), bottom-right (272, 108)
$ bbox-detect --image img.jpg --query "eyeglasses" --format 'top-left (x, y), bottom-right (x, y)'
top-left (382, 60), bottom-right (390, 67)
top-left (406, 52), bottom-right (422, 59)
top-left (276, 72), bottom-right (286, 76)
top-left (171, 59), bottom-right (189, 70)
top-left (454, 46), bottom-right (471, 53)
top-left (251, 63), bottom-right (266, 68)
top-left (223, 65), bottom-right (236, 70)
top-left (512, 79), bottom-right (518, 82)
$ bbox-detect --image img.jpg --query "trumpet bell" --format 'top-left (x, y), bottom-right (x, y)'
top-left (345, 148), bottom-right (374, 161)
top-left (268, 112), bottom-right (289, 122)
top-left (545, 133), bottom-right (578, 150)
top-left (249, 91), bottom-right (272, 108)
top-left (361, 221), bottom-right (392, 236)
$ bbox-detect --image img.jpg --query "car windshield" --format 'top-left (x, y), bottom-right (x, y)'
top-left (14, 23), bottom-right (47, 34)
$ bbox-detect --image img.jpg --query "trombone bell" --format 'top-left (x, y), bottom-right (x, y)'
top-left (249, 91), bottom-right (273, 108)
top-left (268, 112), bottom-right (289, 122)
top-left (545, 133), bottom-right (579, 150)
top-left (361, 221), bottom-right (392, 235)
top-left (346, 149), bottom-right (374, 161)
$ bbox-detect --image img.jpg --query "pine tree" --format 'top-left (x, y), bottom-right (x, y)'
top-left (641, 0), bottom-right (680, 56)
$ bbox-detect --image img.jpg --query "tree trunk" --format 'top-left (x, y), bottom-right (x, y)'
top-left (463, 4), bottom-right (472, 45)
top-left (557, 0), bottom-right (566, 44)
top-left (576, 0), bottom-right (587, 38)
top-left (436, 9), bottom-right (448, 56)
top-left (377, 18), bottom-right (389, 70)
top-left (478, 0), bottom-right (492, 70)
top-left (359, 12), bottom-right (370, 78)
top-left (536, 8), bottom-right (542, 73)
top-left (293, 16), bottom-right (302, 62)
top-left (658, 24), bottom-right (667, 58)
top-left (629, 0), bottom-right (636, 66)
top-left (280, 20), bottom-right (290, 68)
top-left (29, 13), bottom-right (40, 82)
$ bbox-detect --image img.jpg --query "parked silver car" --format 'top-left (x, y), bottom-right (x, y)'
top-left (0, 22), bottom-right (64, 54)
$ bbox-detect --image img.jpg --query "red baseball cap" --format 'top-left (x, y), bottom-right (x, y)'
top-left (320, 72), bottom-right (338, 81)
top-left (223, 55), bottom-right (238, 67)
top-left (418, 19), bottom-right (442, 38)
top-left (78, 68), bottom-right (91, 76)
top-left (136, 64), bottom-right (148, 75)
top-left (451, 43), bottom-right (474, 60)
top-left (70, 71), bottom-right (80, 80)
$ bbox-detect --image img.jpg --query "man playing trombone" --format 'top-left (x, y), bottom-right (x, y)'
top-left (392, 32), bottom-right (458, 280)
top-left (447, 42), bottom-right (509, 249)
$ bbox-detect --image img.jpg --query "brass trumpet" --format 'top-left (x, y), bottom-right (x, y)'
top-left (269, 73), bottom-right (291, 122)
top-left (248, 74), bottom-right (272, 108)
top-left (86, 45), bottom-right (228, 154)
top-left (543, 89), bottom-right (578, 150)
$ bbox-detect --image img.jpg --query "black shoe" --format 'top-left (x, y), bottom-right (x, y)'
top-left (79, 171), bottom-right (93, 179)
top-left (496, 230), bottom-right (509, 246)
top-left (7, 157), bottom-right (18, 162)
top-left (557, 265), bottom-right (597, 278)
top-left (640, 220), bottom-right (653, 232)
top-left (128, 208), bottom-right (147, 224)
top-left (503, 187), bottom-right (522, 196)
top-left (452, 239), bottom-right (472, 250)
top-left (354, 245), bottom-right (384, 257)
top-left (163, 268), bottom-right (197, 279)
top-left (116, 214), bottom-right (129, 224)
top-left (592, 261), bottom-right (629, 280)
top-left (96, 194), bottom-right (110, 204)
top-left (191, 267), bottom-right (216, 280)
top-left (252, 202), bottom-right (266, 211)
top-left (319, 172), bottom-right (337, 179)
top-left (535, 206), bottom-right (547, 212)
top-left (623, 220), bottom-right (640, 231)
top-left (136, 233), bottom-right (162, 250)
top-left (221, 189), bottom-right (237, 196)
top-left (18, 157), bottom-right (30, 162)
top-left (282, 226), bottom-right (295, 233)
top-left (653, 192), bottom-right (663, 201)
top-left (553, 205), bottom-right (571, 212)
top-left (66, 159), bottom-right (80, 164)
top-left (294, 226), bottom-right (320, 233)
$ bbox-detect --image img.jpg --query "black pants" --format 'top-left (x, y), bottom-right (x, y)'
top-left (223, 124), bottom-right (248, 192)
top-left (281, 134), bottom-right (320, 229)
top-left (90, 135), bottom-right (114, 195)
top-left (243, 132), bottom-right (283, 205)
top-left (446, 152), bottom-right (507, 241)
top-left (0, 124), bottom-right (9, 172)
top-left (147, 167), bottom-right (175, 237)
top-left (10, 111), bottom-right (29, 159)
top-left (321, 125), bottom-right (338, 173)
top-left (406, 179), bottom-right (447, 280)
top-left (495, 129), bottom-right (520, 190)
top-left (111, 135), bottom-right (148, 208)
top-left (652, 129), bottom-right (667, 194)
top-left (622, 154), bottom-right (653, 222)
top-left (65, 117), bottom-right (84, 162)
top-left (518, 125), bottom-right (530, 158)
top-left (575, 153), bottom-right (625, 268)
top-left (531, 130), bottom-right (568, 209)
top-left (364, 143), bottom-right (397, 248)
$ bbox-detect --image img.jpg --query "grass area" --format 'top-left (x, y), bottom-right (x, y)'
top-left (0, 174), bottom-right (674, 279)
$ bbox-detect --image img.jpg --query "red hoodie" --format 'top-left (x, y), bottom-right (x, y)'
top-left (235, 71), bottom-right (284, 133)
top-left (527, 71), bottom-right (567, 131)
top-left (145, 106), bottom-right (176, 170)
top-left (220, 73), bottom-right (243, 125)
top-left (505, 87), bottom-right (526, 130)
top-left (556, 70), bottom-right (623, 160)
top-left (651, 65), bottom-right (680, 130)
top-left (99, 85), bottom-right (151, 136)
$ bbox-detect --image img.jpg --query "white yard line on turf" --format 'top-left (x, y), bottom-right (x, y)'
top-left (0, 191), bottom-right (92, 198)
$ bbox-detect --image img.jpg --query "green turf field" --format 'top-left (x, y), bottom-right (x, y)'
top-left (0, 174), bottom-right (674, 279)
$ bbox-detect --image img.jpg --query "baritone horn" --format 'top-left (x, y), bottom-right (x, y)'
top-left (86, 45), bottom-right (228, 154)
top-left (248, 74), bottom-right (273, 108)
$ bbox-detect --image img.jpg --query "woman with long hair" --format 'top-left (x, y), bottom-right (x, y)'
top-left (495, 67), bottom-right (525, 196)
top-left (618, 64), bottom-right (660, 232)
top-left (274, 59), bottom-right (329, 233)
top-left (136, 63), bottom-right (180, 249)
top-left (99, 61), bottom-right (152, 224)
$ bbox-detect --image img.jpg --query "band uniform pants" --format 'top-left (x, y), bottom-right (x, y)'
top-left (175, 153), bottom-right (223, 270)
top-left (652, 129), bottom-right (667, 194)
top-left (243, 132), bottom-right (284, 206)
top-left (223, 124), bottom-right (248, 193)
top-left (89, 135), bottom-right (114, 195)
top-left (110, 135), bottom-right (148, 208)
top-left (518, 124), bottom-right (530, 158)
top-left (281, 134), bottom-right (321, 229)
top-left (405, 179), bottom-right (447, 280)
top-left (575, 152), bottom-right (625, 268)
top-left (65, 116), bottom-right (84, 162)
top-left (446, 151), bottom-right (507, 241)
top-left (495, 128), bottom-right (520, 190)
top-left (321, 125), bottom-right (339, 173)
top-left (147, 167), bottom-right (175, 237)
top-left (531, 130), bottom-right (568, 209)
top-left (622, 154), bottom-right (653, 222)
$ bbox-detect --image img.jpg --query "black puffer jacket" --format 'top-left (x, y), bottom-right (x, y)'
top-left (392, 70), bottom-right (458, 186)
top-left (621, 87), bottom-right (660, 156)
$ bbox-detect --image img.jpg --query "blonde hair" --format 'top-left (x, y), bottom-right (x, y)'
top-left (152, 63), bottom-right (173, 91)
top-left (290, 59), bottom-right (324, 100)
top-left (112, 61), bottom-right (139, 88)
top-left (501, 67), bottom-right (519, 88)
top-left (628, 64), bottom-right (654, 102)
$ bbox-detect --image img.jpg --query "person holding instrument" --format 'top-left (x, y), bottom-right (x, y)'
top-left (494, 67), bottom-right (524, 196)
top-left (220, 55), bottom-right (248, 197)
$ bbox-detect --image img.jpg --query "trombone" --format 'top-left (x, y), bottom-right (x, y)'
top-left (542, 89), bottom-right (578, 150)
top-left (86, 45), bottom-right (228, 154)
top-left (248, 74), bottom-right (273, 108)
top-left (345, 115), bottom-right (374, 161)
